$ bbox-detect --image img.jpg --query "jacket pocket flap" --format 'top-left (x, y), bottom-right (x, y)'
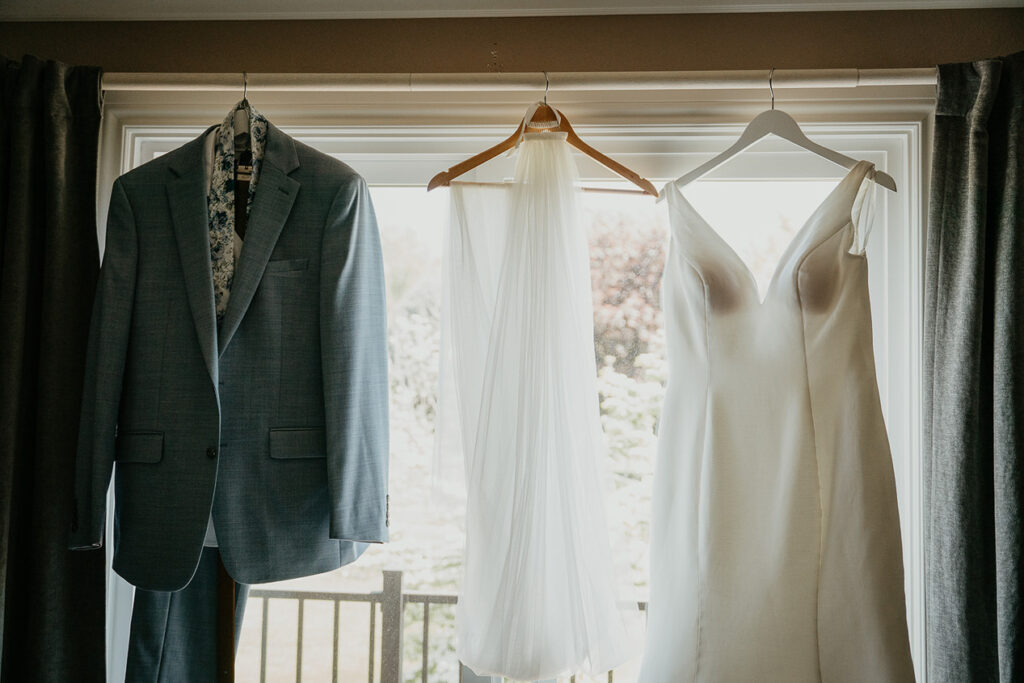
top-left (270, 428), bottom-right (326, 459)
top-left (265, 258), bottom-right (309, 274)
top-left (115, 431), bottom-right (164, 463)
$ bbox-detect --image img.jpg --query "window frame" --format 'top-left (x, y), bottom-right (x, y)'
top-left (97, 87), bottom-right (933, 683)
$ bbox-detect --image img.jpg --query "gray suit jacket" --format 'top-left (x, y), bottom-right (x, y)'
top-left (70, 121), bottom-right (389, 591)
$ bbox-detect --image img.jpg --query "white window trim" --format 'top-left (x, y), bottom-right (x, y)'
top-left (97, 87), bottom-right (933, 683)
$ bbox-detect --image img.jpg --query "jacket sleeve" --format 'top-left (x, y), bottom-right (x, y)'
top-left (69, 178), bottom-right (137, 550)
top-left (320, 175), bottom-right (389, 543)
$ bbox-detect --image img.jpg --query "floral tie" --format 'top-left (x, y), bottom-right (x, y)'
top-left (207, 100), bottom-right (268, 324)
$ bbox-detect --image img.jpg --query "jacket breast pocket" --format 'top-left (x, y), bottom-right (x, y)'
top-left (269, 427), bottom-right (326, 459)
top-left (264, 258), bottom-right (309, 277)
top-left (115, 431), bottom-right (164, 464)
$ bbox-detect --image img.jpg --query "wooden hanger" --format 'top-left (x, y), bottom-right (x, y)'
top-left (428, 94), bottom-right (657, 196)
top-left (658, 67), bottom-right (897, 202)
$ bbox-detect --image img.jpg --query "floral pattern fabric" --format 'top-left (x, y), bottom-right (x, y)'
top-left (208, 100), bottom-right (268, 323)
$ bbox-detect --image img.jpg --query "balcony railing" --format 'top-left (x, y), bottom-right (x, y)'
top-left (248, 571), bottom-right (647, 683)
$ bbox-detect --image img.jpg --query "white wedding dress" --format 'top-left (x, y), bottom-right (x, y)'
top-left (640, 160), bottom-right (915, 682)
top-left (439, 130), bottom-right (638, 680)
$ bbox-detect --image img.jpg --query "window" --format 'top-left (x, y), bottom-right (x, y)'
top-left (103, 105), bottom-right (927, 682)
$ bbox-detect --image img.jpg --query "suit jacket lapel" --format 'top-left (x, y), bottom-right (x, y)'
top-left (168, 127), bottom-right (219, 387)
top-left (217, 121), bottom-right (300, 356)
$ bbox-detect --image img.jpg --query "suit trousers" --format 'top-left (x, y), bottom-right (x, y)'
top-left (125, 547), bottom-right (249, 682)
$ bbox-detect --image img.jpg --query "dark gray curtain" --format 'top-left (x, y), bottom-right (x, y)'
top-left (0, 54), bottom-right (105, 681)
top-left (925, 50), bottom-right (1024, 682)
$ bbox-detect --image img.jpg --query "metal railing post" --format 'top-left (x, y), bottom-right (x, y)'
top-left (459, 662), bottom-right (502, 683)
top-left (380, 570), bottom-right (404, 683)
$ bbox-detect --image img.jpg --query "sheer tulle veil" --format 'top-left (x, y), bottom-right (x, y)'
top-left (435, 125), bottom-right (640, 680)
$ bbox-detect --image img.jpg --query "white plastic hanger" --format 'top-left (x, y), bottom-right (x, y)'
top-left (658, 68), bottom-right (897, 202)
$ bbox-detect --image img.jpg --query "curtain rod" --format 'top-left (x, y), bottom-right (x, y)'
top-left (100, 68), bottom-right (937, 92)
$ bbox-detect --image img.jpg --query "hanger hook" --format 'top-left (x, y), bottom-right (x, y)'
top-left (543, 71), bottom-right (549, 105)
top-left (242, 71), bottom-right (248, 103)
top-left (768, 66), bottom-right (775, 110)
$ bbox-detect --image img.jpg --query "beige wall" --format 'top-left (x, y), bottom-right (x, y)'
top-left (1, 9), bottom-right (1022, 73)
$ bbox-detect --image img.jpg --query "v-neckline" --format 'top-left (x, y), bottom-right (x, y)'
top-left (664, 160), bottom-right (873, 305)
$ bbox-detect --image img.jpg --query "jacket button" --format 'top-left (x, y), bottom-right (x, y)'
top-left (206, 446), bottom-right (217, 459)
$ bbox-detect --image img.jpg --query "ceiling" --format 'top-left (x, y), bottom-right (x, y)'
top-left (1, 0), bottom-right (1020, 22)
